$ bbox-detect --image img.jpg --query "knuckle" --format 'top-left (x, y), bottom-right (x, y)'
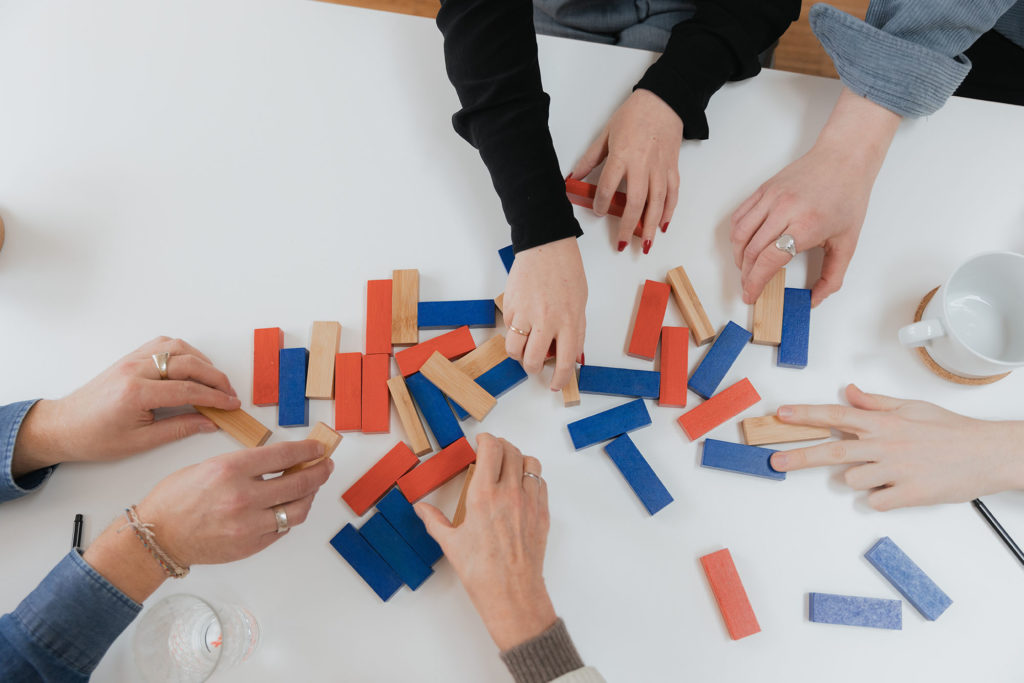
top-left (828, 442), bottom-right (848, 462)
top-left (826, 405), bottom-right (848, 424)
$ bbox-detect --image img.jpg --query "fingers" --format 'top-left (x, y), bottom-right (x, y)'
top-left (843, 463), bottom-right (894, 491)
top-left (810, 240), bottom-right (853, 307)
top-left (144, 413), bottom-right (219, 446)
top-left (742, 245), bottom-right (793, 305)
top-left (616, 172), bottom-right (648, 251)
top-left (844, 384), bottom-right (907, 412)
top-left (497, 438), bottom-right (524, 488)
top-left (240, 440), bottom-right (325, 476)
top-left (141, 379), bottom-right (241, 412)
top-left (770, 439), bottom-right (874, 472)
top-left (162, 353), bottom-right (236, 397)
top-left (639, 171), bottom-right (665, 255)
top-left (413, 502), bottom-right (454, 547)
top-left (258, 458), bottom-right (333, 507)
top-left (522, 455), bottom-right (543, 492)
top-left (140, 336), bottom-right (214, 366)
top-left (730, 190), bottom-right (769, 268)
top-left (473, 433), bottom-right (504, 485)
top-left (661, 169), bottom-right (679, 233)
top-left (571, 130), bottom-right (609, 181)
top-left (521, 325), bottom-right (554, 375)
top-left (548, 329), bottom-right (578, 391)
top-left (262, 493), bottom-right (316, 534)
top-left (776, 403), bottom-right (877, 435)
top-left (866, 486), bottom-right (905, 512)
top-left (593, 157), bottom-right (625, 217)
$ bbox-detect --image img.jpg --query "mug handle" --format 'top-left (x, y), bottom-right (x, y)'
top-left (898, 319), bottom-right (946, 347)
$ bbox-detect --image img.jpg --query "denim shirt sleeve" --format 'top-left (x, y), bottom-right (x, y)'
top-left (0, 400), bottom-right (57, 504)
top-left (0, 550), bottom-right (142, 681)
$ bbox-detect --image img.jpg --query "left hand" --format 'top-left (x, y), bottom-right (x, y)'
top-left (571, 89), bottom-right (682, 255)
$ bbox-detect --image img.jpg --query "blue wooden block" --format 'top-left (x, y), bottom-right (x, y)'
top-left (567, 399), bottom-right (651, 450)
top-left (359, 513), bottom-right (433, 590)
top-left (278, 348), bottom-right (309, 427)
top-left (417, 300), bottom-right (496, 329)
top-left (451, 357), bottom-right (528, 420)
top-left (375, 488), bottom-right (443, 566)
top-left (701, 439), bottom-right (784, 481)
top-left (808, 592), bottom-right (902, 630)
top-left (498, 244), bottom-right (515, 273)
top-left (578, 365), bottom-right (660, 399)
top-left (329, 524), bottom-right (402, 602)
top-left (688, 321), bottom-right (751, 400)
top-left (865, 537), bottom-right (952, 620)
top-left (778, 288), bottom-right (811, 368)
top-left (604, 434), bottom-right (673, 515)
top-left (405, 372), bottom-right (463, 448)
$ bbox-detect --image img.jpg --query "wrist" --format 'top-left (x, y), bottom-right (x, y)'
top-left (1002, 421), bottom-right (1024, 491)
top-left (83, 515), bottom-right (170, 604)
top-left (815, 88), bottom-right (901, 173)
top-left (11, 400), bottom-right (70, 477)
top-left (476, 578), bottom-right (558, 651)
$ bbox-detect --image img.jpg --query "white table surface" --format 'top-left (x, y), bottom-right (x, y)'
top-left (2, 1), bottom-right (1024, 681)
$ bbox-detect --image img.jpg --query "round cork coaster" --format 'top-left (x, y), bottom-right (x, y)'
top-left (912, 287), bottom-right (1010, 385)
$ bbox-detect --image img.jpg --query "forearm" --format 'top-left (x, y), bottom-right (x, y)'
top-left (83, 516), bottom-right (170, 604)
top-left (1, 399), bottom-right (58, 502)
top-left (11, 399), bottom-right (69, 478)
top-left (814, 87), bottom-right (901, 176)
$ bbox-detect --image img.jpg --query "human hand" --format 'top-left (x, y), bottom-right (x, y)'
top-left (769, 384), bottom-right (1024, 510)
top-left (414, 434), bottom-right (556, 650)
top-left (572, 89), bottom-right (681, 255)
top-left (504, 237), bottom-right (586, 391)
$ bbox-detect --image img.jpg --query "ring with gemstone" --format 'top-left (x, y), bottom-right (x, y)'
top-left (775, 234), bottom-right (797, 257)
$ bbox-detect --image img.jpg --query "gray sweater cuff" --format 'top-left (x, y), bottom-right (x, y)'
top-left (500, 618), bottom-right (585, 683)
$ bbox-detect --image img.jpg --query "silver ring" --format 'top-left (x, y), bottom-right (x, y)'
top-left (509, 325), bottom-right (530, 337)
top-left (775, 234), bottom-right (797, 258)
top-left (523, 472), bottom-right (542, 484)
top-left (152, 352), bottom-right (170, 380)
top-left (272, 505), bottom-right (289, 533)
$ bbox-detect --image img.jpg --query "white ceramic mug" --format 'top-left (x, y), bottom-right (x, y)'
top-left (898, 251), bottom-right (1024, 378)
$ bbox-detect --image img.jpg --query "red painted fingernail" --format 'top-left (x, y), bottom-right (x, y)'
top-left (580, 352), bottom-right (586, 365)
top-left (565, 172), bottom-right (574, 181)
top-left (642, 240), bottom-right (652, 255)
top-left (661, 221), bottom-right (669, 233)
top-left (617, 241), bottom-right (627, 252)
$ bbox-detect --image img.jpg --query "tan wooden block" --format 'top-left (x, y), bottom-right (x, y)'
top-left (392, 269), bottom-right (419, 346)
top-left (667, 265), bottom-right (715, 346)
top-left (194, 406), bottom-right (271, 448)
top-left (741, 415), bottom-right (831, 446)
top-left (420, 351), bottom-right (497, 421)
top-left (494, 292), bottom-right (504, 313)
top-left (452, 463), bottom-right (475, 527)
top-left (387, 374), bottom-right (432, 456)
top-left (453, 335), bottom-right (508, 379)
top-left (752, 269), bottom-right (785, 346)
top-left (306, 321), bottom-right (341, 399)
top-left (283, 421), bottom-right (343, 474)
top-left (562, 366), bottom-right (580, 407)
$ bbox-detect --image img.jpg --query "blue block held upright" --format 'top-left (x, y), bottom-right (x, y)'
top-left (567, 399), bottom-right (651, 450)
top-left (329, 524), bottom-right (402, 602)
top-left (359, 513), bottom-right (433, 590)
top-left (376, 488), bottom-right (444, 566)
top-left (778, 288), bottom-right (810, 368)
top-left (688, 321), bottom-right (751, 400)
top-left (604, 434), bottom-right (673, 515)
top-left (865, 537), bottom-right (952, 621)
top-left (278, 347), bottom-right (309, 427)
top-left (406, 372), bottom-right (463, 448)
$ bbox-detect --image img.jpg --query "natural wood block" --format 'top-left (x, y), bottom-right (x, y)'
top-left (667, 265), bottom-right (715, 346)
top-left (283, 421), bottom-right (343, 475)
top-left (394, 326), bottom-right (476, 376)
top-left (387, 374), bottom-right (432, 455)
top-left (362, 353), bottom-right (391, 433)
top-left (392, 269), bottom-right (419, 346)
top-left (306, 321), bottom-right (341, 399)
top-left (420, 351), bottom-right (496, 421)
top-left (334, 352), bottom-right (362, 431)
top-left (562, 366), bottom-right (580, 407)
top-left (628, 280), bottom-right (671, 359)
top-left (453, 334), bottom-right (507, 379)
top-left (253, 327), bottom-right (283, 406)
top-left (452, 463), bottom-right (475, 527)
top-left (366, 279), bottom-right (393, 355)
top-left (752, 269), bottom-right (785, 346)
top-left (494, 292), bottom-right (504, 313)
top-left (194, 406), bottom-right (272, 448)
top-left (741, 415), bottom-right (831, 446)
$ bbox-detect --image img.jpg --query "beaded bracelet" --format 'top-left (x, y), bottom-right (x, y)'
top-left (117, 505), bottom-right (190, 579)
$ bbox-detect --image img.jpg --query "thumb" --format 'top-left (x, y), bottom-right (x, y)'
top-left (845, 384), bottom-right (906, 412)
top-left (414, 502), bottom-right (454, 547)
top-left (571, 129), bottom-right (609, 181)
top-left (810, 241), bottom-right (853, 307)
top-left (146, 413), bottom-right (218, 448)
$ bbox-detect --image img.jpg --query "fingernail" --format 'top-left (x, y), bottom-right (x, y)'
top-left (642, 240), bottom-right (652, 255)
top-left (771, 453), bottom-right (787, 469)
top-left (617, 241), bottom-right (627, 252)
top-left (580, 352), bottom-right (586, 365)
top-left (661, 222), bottom-right (669, 233)
top-left (327, 459), bottom-right (335, 473)
top-left (778, 406), bottom-right (793, 418)
top-left (565, 172), bottom-right (574, 181)
top-left (199, 421), bottom-right (218, 433)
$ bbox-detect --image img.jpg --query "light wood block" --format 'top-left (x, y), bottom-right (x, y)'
top-left (752, 269), bottom-right (785, 346)
top-left (392, 269), bottom-right (419, 346)
top-left (667, 265), bottom-right (715, 346)
top-left (494, 292), bottom-right (504, 313)
top-left (420, 351), bottom-right (496, 421)
top-left (741, 415), bottom-right (831, 446)
top-left (453, 335), bottom-right (507, 379)
top-left (452, 463), bottom-right (475, 527)
top-left (387, 374), bottom-right (432, 455)
top-left (562, 366), bottom-right (580, 407)
top-left (194, 406), bottom-right (272, 448)
top-left (283, 421), bottom-right (343, 474)
top-left (306, 321), bottom-right (341, 398)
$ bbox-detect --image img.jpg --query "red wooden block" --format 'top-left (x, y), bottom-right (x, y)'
top-left (565, 178), bottom-right (627, 216)
top-left (334, 352), bottom-right (362, 431)
top-left (361, 353), bottom-right (390, 433)
top-left (397, 437), bottom-right (476, 502)
top-left (700, 548), bottom-right (761, 640)
top-left (366, 279), bottom-right (393, 355)
top-left (341, 442), bottom-right (419, 516)
top-left (628, 280), bottom-right (671, 359)
top-left (394, 326), bottom-right (476, 376)
top-left (659, 326), bottom-right (688, 407)
top-left (253, 327), bottom-right (283, 406)
top-left (677, 378), bottom-right (760, 440)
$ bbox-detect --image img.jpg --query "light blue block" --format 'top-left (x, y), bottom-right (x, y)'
top-left (865, 537), bottom-right (952, 620)
top-left (809, 592), bottom-right (902, 630)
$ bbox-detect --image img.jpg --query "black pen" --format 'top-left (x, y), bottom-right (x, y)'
top-left (72, 514), bottom-right (83, 553)
top-left (972, 498), bottom-right (1024, 568)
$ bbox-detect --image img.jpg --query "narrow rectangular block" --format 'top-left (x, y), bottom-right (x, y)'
top-left (253, 327), bottom-right (283, 406)
top-left (752, 268), bottom-right (785, 345)
top-left (391, 269), bottom-right (419, 346)
top-left (688, 322), bottom-right (752, 400)
top-left (808, 593), bottom-right (902, 630)
top-left (565, 178), bottom-right (627, 217)
top-left (453, 335), bottom-right (507, 378)
top-left (387, 375), bottom-right (431, 455)
top-left (282, 421), bottom-right (342, 475)
top-left (395, 326), bottom-right (476, 377)
top-left (361, 354), bottom-right (391, 433)
top-left (865, 537), bottom-right (952, 621)
top-left (567, 399), bottom-right (652, 451)
top-left (418, 300), bottom-right (496, 329)
top-left (376, 488), bottom-right (443, 565)
top-left (405, 373), bottom-right (463, 448)
top-left (604, 434), bottom-right (673, 515)
top-left (334, 352), bottom-right (362, 431)
top-left (741, 416), bottom-right (831, 446)
top-left (421, 351), bottom-right (497, 421)
top-left (677, 378), bottom-right (760, 440)
top-left (701, 439), bottom-right (784, 481)
top-left (498, 244), bottom-right (515, 273)
top-left (342, 442), bottom-right (420, 516)
top-left (398, 437), bottom-right (477, 502)
top-left (667, 265), bottom-right (715, 346)
top-left (278, 348), bottom-right (309, 427)
top-left (700, 548), bottom-right (761, 640)
top-left (659, 326), bottom-right (688, 407)
top-left (628, 280), bottom-right (671, 359)
top-left (578, 365), bottom-right (660, 399)
top-left (306, 321), bottom-right (341, 399)
top-left (452, 463), bottom-right (475, 527)
top-left (366, 279), bottom-right (393, 355)
top-left (329, 524), bottom-right (403, 602)
top-left (359, 513), bottom-right (432, 590)
top-left (194, 407), bottom-right (271, 448)
top-left (778, 288), bottom-right (811, 368)
top-left (450, 357), bottom-right (528, 420)
top-left (562, 366), bottom-right (580, 407)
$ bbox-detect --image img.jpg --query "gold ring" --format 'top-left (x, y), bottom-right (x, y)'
top-left (152, 352), bottom-right (170, 380)
top-left (509, 325), bottom-right (530, 336)
top-left (273, 505), bottom-right (289, 533)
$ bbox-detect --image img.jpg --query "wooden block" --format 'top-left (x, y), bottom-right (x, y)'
top-left (677, 378), bottom-right (760, 440)
top-left (494, 292), bottom-right (504, 313)
top-left (329, 524), bottom-right (402, 602)
top-left (405, 372), bottom-right (463, 448)
top-left (334, 352), bottom-right (362, 432)
top-left (194, 406), bottom-right (271, 448)
top-left (341, 442), bottom-right (419, 516)
top-left (562, 366), bottom-right (580, 407)
top-left (808, 592), bottom-right (902, 630)
top-left (604, 434), bottom-right (673, 515)
top-left (628, 280), bottom-right (671, 359)
top-left (498, 244), bottom-right (515, 273)
top-left (701, 439), bottom-right (784, 481)
top-left (578, 365), bottom-right (660, 399)
top-left (387, 374), bottom-right (432, 456)
top-left (420, 351), bottom-right (497, 422)
top-left (567, 399), bottom-right (651, 451)
top-left (391, 269), bottom-right (419, 346)
top-left (282, 421), bottom-right (342, 475)
top-left (361, 353), bottom-right (390, 433)
top-left (752, 268), bottom-right (785, 345)
top-left (252, 327), bottom-right (283, 406)
top-left (667, 265), bottom-right (715, 346)
top-left (865, 537), bottom-right (952, 621)
top-left (658, 326), bottom-right (688, 407)
top-left (397, 436), bottom-right (477, 502)
top-left (453, 335), bottom-right (507, 378)
top-left (306, 321), bottom-right (341, 399)
top-left (450, 357), bottom-right (528, 420)
top-left (376, 488), bottom-right (443, 565)
top-left (700, 548), bottom-right (761, 640)
top-left (741, 416), bottom-right (831, 446)
top-left (394, 326), bottom-right (476, 377)
top-left (359, 513), bottom-right (433, 590)
top-left (779, 288), bottom-right (811, 368)
top-left (452, 463), bottom-right (475, 527)
top-left (418, 300), bottom-right (496, 329)
top-left (366, 279), bottom-right (393, 355)
top-left (688, 321), bottom-right (752, 400)
top-left (565, 177), bottom-right (628, 217)
top-left (278, 348), bottom-right (309, 427)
